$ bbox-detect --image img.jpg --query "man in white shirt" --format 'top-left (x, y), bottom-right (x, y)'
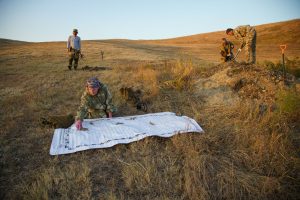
top-left (67, 29), bottom-right (81, 70)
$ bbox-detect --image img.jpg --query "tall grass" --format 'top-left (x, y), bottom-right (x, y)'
top-left (163, 60), bottom-right (200, 91)
top-left (1, 40), bottom-right (299, 199)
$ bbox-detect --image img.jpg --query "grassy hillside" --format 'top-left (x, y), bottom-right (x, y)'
top-left (143, 19), bottom-right (300, 44)
top-left (0, 38), bottom-right (28, 45)
top-left (141, 19), bottom-right (300, 62)
top-left (0, 19), bottom-right (299, 199)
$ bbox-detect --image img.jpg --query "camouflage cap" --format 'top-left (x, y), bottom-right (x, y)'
top-left (73, 29), bottom-right (78, 33)
top-left (86, 77), bottom-right (101, 88)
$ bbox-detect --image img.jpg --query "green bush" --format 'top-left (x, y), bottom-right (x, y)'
top-left (286, 57), bottom-right (300, 78)
top-left (262, 57), bottom-right (300, 78)
top-left (276, 89), bottom-right (300, 115)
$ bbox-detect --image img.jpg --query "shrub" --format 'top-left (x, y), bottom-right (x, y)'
top-left (262, 57), bottom-right (300, 78)
top-left (276, 89), bottom-right (300, 117)
top-left (163, 60), bottom-right (200, 91)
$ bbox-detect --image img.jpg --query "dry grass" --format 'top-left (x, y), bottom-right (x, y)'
top-left (131, 65), bottom-right (160, 97)
top-left (22, 160), bottom-right (92, 200)
top-left (0, 20), bottom-right (300, 199)
top-left (163, 60), bottom-right (200, 91)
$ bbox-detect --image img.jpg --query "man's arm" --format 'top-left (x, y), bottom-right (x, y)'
top-left (78, 37), bottom-right (81, 51)
top-left (233, 27), bottom-right (248, 49)
top-left (67, 36), bottom-right (71, 51)
top-left (75, 94), bottom-right (89, 130)
top-left (103, 85), bottom-right (115, 117)
top-left (76, 95), bottom-right (89, 121)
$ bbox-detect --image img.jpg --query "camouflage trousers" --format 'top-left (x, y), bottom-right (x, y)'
top-left (68, 49), bottom-right (80, 70)
top-left (244, 30), bottom-right (256, 64)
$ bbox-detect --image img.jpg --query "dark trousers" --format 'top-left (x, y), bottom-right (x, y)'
top-left (68, 49), bottom-right (80, 69)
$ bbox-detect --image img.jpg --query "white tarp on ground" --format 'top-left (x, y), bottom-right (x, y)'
top-left (50, 112), bottom-right (204, 155)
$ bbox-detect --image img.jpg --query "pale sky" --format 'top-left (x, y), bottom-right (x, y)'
top-left (0, 0), bottom-right (299, 42)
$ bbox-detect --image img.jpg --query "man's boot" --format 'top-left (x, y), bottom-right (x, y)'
top-left (68, 65), bottom-right (72, 70)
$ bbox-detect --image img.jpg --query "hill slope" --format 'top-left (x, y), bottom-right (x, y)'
top-left (139, 19), bottom-right (300, 61)
top-left (0, 38), bottom-right (28, 45)
top-left (89, 19), bottom-right (300, 62)
top-left (144, 19), bottom-right (300, 45)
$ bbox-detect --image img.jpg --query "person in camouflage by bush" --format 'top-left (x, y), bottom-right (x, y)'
top-left (226, 25), bottom-right (256, 64)
top-left (220, 38), bottom-right (234, 62)
top-left (75, 77), bottom-right (116, 130)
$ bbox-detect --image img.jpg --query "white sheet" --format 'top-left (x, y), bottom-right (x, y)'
top-left (50, 112), bottom-right (204, 155)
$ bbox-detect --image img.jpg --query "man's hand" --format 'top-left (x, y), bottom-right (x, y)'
top-left (108, 112), bottom-right (112, 118)
top-left (238, 48), bottom-right (242, 52)
top-left (75, 120), bottom-right (83, 130)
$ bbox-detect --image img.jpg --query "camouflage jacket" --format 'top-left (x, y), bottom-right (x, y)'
top-left (233, 25), bottom-right (255, 47)
top-left (76, 84), bottom-right (115, 120)
top-left (220, 41), bottom-right (234, 56)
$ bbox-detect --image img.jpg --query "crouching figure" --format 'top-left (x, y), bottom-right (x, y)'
top-left (75, 77), bottom-right (116, 130)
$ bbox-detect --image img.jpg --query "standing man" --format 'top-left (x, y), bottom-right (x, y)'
top-left (226, 25), bottom-right (256, 64)
top-left (67, 29), bottom-right (81, 70)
